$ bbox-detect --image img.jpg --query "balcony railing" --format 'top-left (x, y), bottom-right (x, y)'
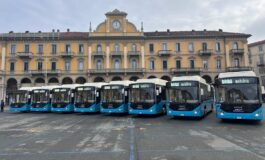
top-left (88, 68), bottom-right (145, 75)
top-left (31, 70), bottom-right (45, 76)
top-left (230, 49), bottom-right (244, 56)
top-left (257, 62), bottom-right (265, 67)
top-left (199, 49), bottom-right (212, 56)
top-left (128, 51), bottom-right (141, 57)
top-left (91, 51), bottom-right (105, 57)
top-left (47, 70), bottom-right (61, 75)
top-left (17, 52), bottom-right (33, 59)
top-left (171, 68), bottom-right (202, 75)
top-left (88, 69), bottom-right (108, 74)
top-left (110, 51), bottom-right (123, 57)
top-left (226, 67), bottom-right (252, 72)
top-left (60, 52), bottom-right (74, 58)
top-left (158, 50), bottom-right (172, 56)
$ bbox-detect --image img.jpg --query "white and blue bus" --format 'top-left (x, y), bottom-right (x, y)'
top-left (51, 84), bottom-right (80, 112)
top-left (74, 83), bottom-right (107, 113)
top-left (128, 78), bottom-right (167, 115)
top-left (215, 71), bottom-right (263, 121)
top-left (9, 87), bottom-right (38, 112)
top-left (100, 81), bottom-right (132, 114)
top-left (166, 76), bottom-right (214, 117)
top-left (30, 86), bottom-right (57, 112)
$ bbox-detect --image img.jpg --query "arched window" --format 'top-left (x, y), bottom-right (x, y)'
top-left (233, 42), bottom-right (238, 50)
top-left (97, 44), bottom-right (102, 52)
top-left (96, 59), bottom-right (103, 69)
top-left (114, 59), bottom-right (120, 69)
top-left (131, 44), bottom-right (137, 52)
top-left (131, 59), bottom-right (137, 69)
top-left (114, 44), bottom-right (120, 52)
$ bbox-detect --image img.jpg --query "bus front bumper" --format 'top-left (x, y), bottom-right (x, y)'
top-left (9, 105), bottom-right (30, 112)
top-left (128, 103), bottom-right (162, 115)
top-left (51, 104), bottom-right (74, 112)
top-left (216, 105), bottom-right (263, 120)
top-left (30, 104), bottom-right (51, 112)
top-left (74, 104), bottom-right (100, 113)
top-left (167, 106), bottom-right (203, 117)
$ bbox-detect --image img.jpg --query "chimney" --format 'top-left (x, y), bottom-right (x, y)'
top-left (57, 29), bottom-right (60, 32)
top-left (67, 28), bottom-right (70, 32)
top-left (38, 31), bottom-right (42, 33)
top-left (192, 29), bottom-right (195, 32)
top-left (52, 29), bottom-right (55, 32)
top-left (219, 29), bottom-right (223, 32)
top-left (203, 29), bottom-right (207, 32)
top-left (25, 31), bottom-right (29, 33)
top-left (9, 31), bottom-right (13, 34)
top-left (167, 29), bottom-right (170, 32)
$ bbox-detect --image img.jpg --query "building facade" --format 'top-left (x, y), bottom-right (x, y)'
top-left (249, 40), bottom-right (265, 86)
top-left (0, 9), bottom-right (251, 99)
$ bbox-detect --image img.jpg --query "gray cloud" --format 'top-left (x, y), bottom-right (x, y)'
top-left (0, 0), bottom-right (264, 43)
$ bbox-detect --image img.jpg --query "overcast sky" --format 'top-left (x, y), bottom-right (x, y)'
top-left (0, 0), bottom-right (264, 43)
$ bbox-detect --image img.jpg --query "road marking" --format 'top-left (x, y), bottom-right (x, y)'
top-left (129, 118), bottom-right (137, 160)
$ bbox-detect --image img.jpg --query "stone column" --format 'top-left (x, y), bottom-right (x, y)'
top-left (1, 47), bottom-right (6, 70)
top-left (106, 44), bottom-right (110, 69)
top-left (243, 43), bottom-right (249, 66)
top-left (1, 46), bottom-right (6, 100)
top-left (225, 43), bottom-right (230, 67)
top-left (88, 45), bottom-right (92, 69)
top-left (141, 44), bottom-right (145, 68)
top-left (124, 45), bottom-right (128, 69)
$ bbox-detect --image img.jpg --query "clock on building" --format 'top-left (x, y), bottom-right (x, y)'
top-left (112, 20), bottom-right (121, 30)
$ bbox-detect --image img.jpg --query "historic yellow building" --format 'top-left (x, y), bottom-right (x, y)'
top-left (0, 9), bottom-right (251, 98)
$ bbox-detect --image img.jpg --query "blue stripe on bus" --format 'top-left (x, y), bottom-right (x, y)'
top-left (100, 104), bottom-right (128, 113)
top-left (74, 103), bottom-right (100, 113)
top-left (215, 104), bottom-right (263, 120)
top-left (128, 101), bottom-right (166, 115)
top-left (30, 104), bottom-right (52, 112)
top-left (9, 104), bottom-right (31, 112)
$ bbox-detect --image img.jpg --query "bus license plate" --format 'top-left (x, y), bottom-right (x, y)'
top-left (236, 116), bottom-right (242, 119)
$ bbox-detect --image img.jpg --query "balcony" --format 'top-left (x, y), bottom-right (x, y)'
top-left (226, 67), bottom-right (252, 72)
top-left (60, 52), bottom-right (74, 58)
top-left (199, 49), bottom-right (212, 56)
top-left (88, 68), bottom-right (145, 75)
top-left (17, 52), bottom-right (33, 59)
top-left (88, 69), bottom-right (108, 75)
top-left (91, 51), bottom-right (105, 58)
top-left (230, 49), bottom-right (244, 56)
top-left (171, 68), bottom-right (202, 75)
top-left (47, 70), bottom-right (61, 76)
top-left (31, 70), bottom-right (45, 76)
top-left (158, 50), bottom-right (172, 56)
top-left (128, 51), bottom-right (141, 57)
top-left (126, 68), bottom-right (145, 74)
top-left (110, 51), bottom-right (123, 57)
top-left (257, 62), bottom-right (265, 67)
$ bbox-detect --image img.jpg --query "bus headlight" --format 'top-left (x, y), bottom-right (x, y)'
top-left (150, 109), bottom-right (153, 112)
top-left (194, 111), bottom-right (198, 115)
top-left (169, 111), bottom-right (172, 114)
top-left (129, 109), bottom-right (132, 112)
top-left (255, 113), bottom-right (260, 117)
top-left (220, 112), bottom-right (224, 116)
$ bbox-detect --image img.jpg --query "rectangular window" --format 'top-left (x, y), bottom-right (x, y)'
top-left (202, 43), bottom-right (207, 51)
top-left (203, 60), bottom-right (208, 69)
top-left (11, 44), bottom-right (16, 54)
top-left (149, 44), bottom-right (154, 53)
top-left (175, 43), bottom-right (181, 52)
top-left (24, 61), bottom-right (29, 72)
top-left (190, 60), bottom-right (195, 69)
top-left (259, 45), bottom-right (263, 52)
top-left (216, 59), bottom-right (221, 69)
top-left (162, 60), bottom-right (167, 70)
top-left (10, 62), bottom-right (15, 72)
top-left (38, 44), bottom-right (43, 54)
top-left (259, 54), bottom-right (264, 65)
top-left (162, 43), bottom-right (167, 50)
top-left (78, 61), bottom-right (84, 71)
top-left (176, 60), bottom-right (181, 69)
top-left (24, 44), bottom-right (30, 53)
top-left (65, 61), bottom-right (70, 71)
top-left (52, 44), bottom-right (57, 54)
top-left (65, 44), bottom-right (71, 53)
top-left (149, 60), bottom-right (155, 70)
top-left (216, 42), bottom-right (221, 52)
top-left (37, 62), bottom-right (43, 71)
top-left (79, 44), bottom-right (84, 54)
top-left (51, 62), bottom-right (56, 71)
top-left (188, 43), bottom-right (194, 52)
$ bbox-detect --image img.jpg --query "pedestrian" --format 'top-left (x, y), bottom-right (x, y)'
top-left (1, 100), bottom-right (4, 112)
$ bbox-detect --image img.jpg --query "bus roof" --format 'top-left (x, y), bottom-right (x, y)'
top-left (53, 84), bottom-right (81, 90)
top-left (79, 82), bottom-right (108, 88)
top-left (172, 76), bottom-right (207, 85)
top-left (133, 78), bottom-right (167, 86)
top-left (107, 80), bottom-right (133, 86)
top-left (19, 86), bottom-right (42, 91)
top-left (218, 71), bottom-right (256, 79)
top-left (40, 85), bottom-right (59, 90)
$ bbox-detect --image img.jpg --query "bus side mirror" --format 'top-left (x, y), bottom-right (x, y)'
top-left (122, 89), bottom-right (125, 94)
top-left (49, 94), bottom-right (52, 98)
top-left (71, 93), bottom-right (74, 98)
top-left (125, 91), bottom-right (128, 96)
top-left (159, 87), bottom-right (162, 93)
top-left (28, 95), bottom-right (31, 98)
top-left (156, 90), bottom-right (159, 96)
top-left (96, 91), bottom-right (99, 97)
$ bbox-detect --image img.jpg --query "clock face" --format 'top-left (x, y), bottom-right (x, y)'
top-left (112, 20), bottom-right (121, 30)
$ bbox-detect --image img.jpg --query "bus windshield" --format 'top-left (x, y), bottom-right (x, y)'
top-left (10, 91), bottom-right (28, 104)
top-left (217, 78), bottom-right (260, 104)
top-left (75, 87), bottom-right (96, 103)
top-left (130, 84), bottom-right (155, 103)
top-left (52, 88), bottom-right (71, 103)
top-left (32, 90), bottom-right (49, 103)
top-left (168, 81), bottom-right (198, 103)
top-left (102, 85), bottom-right (123, 103)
